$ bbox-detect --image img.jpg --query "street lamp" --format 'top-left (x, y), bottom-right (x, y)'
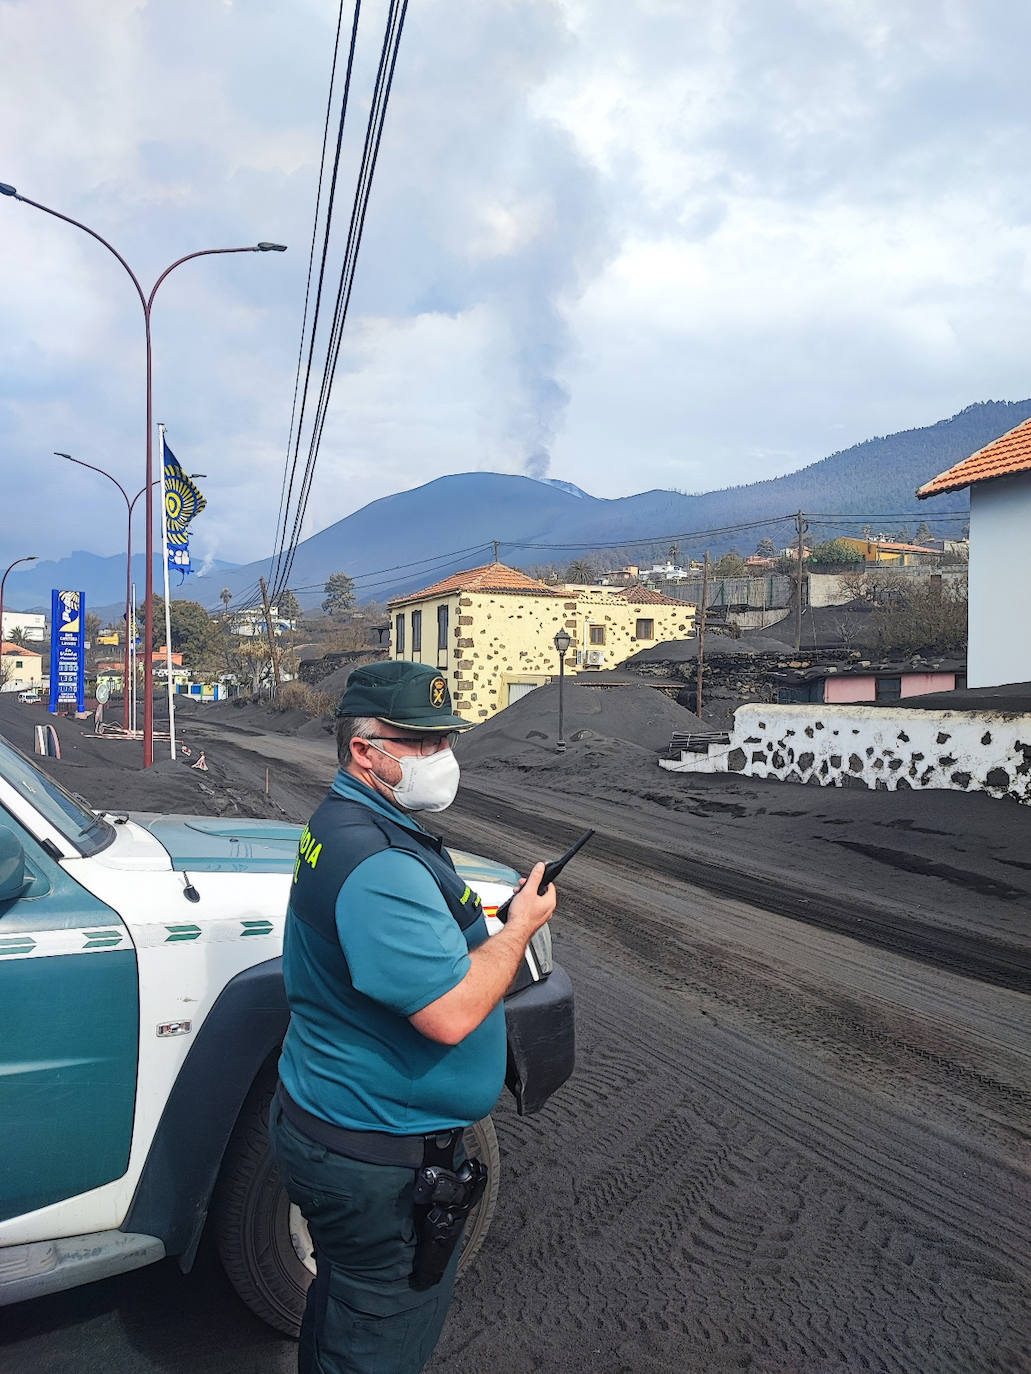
top-left (0, 556), bottom-right (38, 689)
top-left (54, 452), bottom-right (205, 733)
top-left (553, 628), bottom-right (572, 753)
top-left (3, 181), bottom-right (286, 764)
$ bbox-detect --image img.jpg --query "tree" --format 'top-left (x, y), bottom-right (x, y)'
top-left (755, 537), bottom-right (778, 560)
top-left (872, 581), bottom-right (967, 656)
top-left (220, 587), bottom-right (233, 618)
top-left (713, 552), bottom-right (747, 578)
top-left (152, 598), bottom-right (217, 662)
top-left (322, 571), bottom-right (356, 615)
top-left (278, 589), bottom-right (301, 622)
top-left (837, 569), bottom-right (870, 602)
top-left (85, 612), bottom-right (101, 645)
top-left (806, 539), bottom-right (864, 568)
top-left (914, 521), bottom-right (933, 545)
top-left (565, 559), bottom-right (597, 583)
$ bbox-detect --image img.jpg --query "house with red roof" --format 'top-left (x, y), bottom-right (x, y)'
top-left (387, 562), bottom-right (695, 720)
top-left (918, 417), bottom-right (1031, 688)
top-left (0, 641), bottom-right (43, 694)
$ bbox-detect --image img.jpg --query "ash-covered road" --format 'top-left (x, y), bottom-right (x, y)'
top-left (3, 713), bottom-right (1029, 1372)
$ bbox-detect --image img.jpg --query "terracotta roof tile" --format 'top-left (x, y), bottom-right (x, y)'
top-left (917, 416), bottom-right (1031, 497)
top-left (1, 641), bottom-right (41, 656)
top-left (615, 583), bottom-right (693, 607)
top-left (389, 562), bottom-right (561, 605)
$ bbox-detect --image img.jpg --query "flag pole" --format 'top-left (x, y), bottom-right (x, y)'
top-left (158, 424), bottom-right (177, 760)
top-left (130, 582), bottom-right (137, 733)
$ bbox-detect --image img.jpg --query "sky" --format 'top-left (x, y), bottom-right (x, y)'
top-left (2, 0), bottom-right (1031, 576)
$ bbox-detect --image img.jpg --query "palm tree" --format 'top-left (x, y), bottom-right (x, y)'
top-left (220, 587), bottom-right (233, 621)
top-left (566, 559), bottom-right (597, 583)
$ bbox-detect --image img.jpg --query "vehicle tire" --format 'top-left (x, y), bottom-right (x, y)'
top-left (212, 1067), bottom-right (502, 1337)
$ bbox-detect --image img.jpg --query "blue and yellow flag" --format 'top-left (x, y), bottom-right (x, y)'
top-left (164, 446), bottom-right (206, 579)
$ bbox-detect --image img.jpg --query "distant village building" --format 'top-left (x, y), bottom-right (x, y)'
top-left (0, 642), bottom-right (43, 693)
top-left (387, 561), bottom-right (696, 720)
top-left (230, 607), bottom-right (295, 637)
top-left (0, 611), bottom-right (46, 643)
top-left (838, 537), bottom-right (941, 567)
top-left (918, 416), bottom-right (1031, 687)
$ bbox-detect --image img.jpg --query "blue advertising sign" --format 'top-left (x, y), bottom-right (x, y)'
top-left (50, 589), bottom-right (86, 714)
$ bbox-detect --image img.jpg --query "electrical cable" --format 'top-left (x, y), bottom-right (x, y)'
top-left (269, 0), bottom-right (354, 593)
top-left (269, 1), bottom-right (364, 596)
top-left (272, 1), bottom-right (409, 604)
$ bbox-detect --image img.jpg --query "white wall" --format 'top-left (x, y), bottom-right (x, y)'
top-left (968, 473), bottom-right (1031, 687)
top-left (1, 611), bottom-right (46, 642)
top-left (661, 702), bottom-right (1031, 805)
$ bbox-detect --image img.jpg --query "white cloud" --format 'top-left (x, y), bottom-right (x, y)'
top-left (1, 0), bottom-right (1030, 573)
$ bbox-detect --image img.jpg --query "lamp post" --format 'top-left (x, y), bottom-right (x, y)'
top-left (2, 181), bottom-right (285, 764)
top-left (0, 556), bottom-right (38, 691)
top-left (54, 453), bottom-right (206, 733)
top-left (55, 453), bottom-right (138, 730)
top-left (553, 628), bottom-right (571, 753)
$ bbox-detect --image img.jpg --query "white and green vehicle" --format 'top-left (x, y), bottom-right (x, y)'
top-left (0, 733), bottom-right (574, 1334)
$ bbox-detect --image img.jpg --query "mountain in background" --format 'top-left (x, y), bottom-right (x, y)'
top-left (1, 552), bottom-right (236, 619)
top-left (9, 399), bottom-right (1026, 620)
top-left (184, 399), bottom-right (1020, 610)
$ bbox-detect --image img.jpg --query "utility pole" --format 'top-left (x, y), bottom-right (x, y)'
top-left (259, 577), bottom-right (283, 699)
top-left (696, 552), bottom-right (709, 717)
top-left (794, 510), bottom-right (806, 652)
top-left (492, 540), bottom-right (500, 564)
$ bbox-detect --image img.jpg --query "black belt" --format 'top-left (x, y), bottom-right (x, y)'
top-left (275, 1083), bottom-right (462, 1169)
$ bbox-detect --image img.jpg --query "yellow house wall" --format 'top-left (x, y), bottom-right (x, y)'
top-left (1, 654), bottom-right (43, 691)
top-left (390, 590), bottom-right (695, 720)
top-left (390, 594), bottom-right (461, 675)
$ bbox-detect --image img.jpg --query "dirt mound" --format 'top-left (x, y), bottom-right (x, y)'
top-left (456, 681), bottom-right (703, 768)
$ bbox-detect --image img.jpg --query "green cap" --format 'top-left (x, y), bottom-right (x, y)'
top-left (335, 660), bottom-right (473, 730)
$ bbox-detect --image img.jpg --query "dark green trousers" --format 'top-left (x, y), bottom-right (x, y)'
top-left (268, 1097), bottom-right (462, 1374)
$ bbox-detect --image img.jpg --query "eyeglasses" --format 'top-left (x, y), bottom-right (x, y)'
top-left (364, 732), bottom-right (459, 757)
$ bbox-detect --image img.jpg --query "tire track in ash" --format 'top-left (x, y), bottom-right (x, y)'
top-left (440, 784), bottom-right (1031, 991)
top-left (436, 934), bottom-right (1030, 1374)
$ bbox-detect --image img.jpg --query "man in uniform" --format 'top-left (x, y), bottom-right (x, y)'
top-left (269, 660), bottom-right (555, 1374)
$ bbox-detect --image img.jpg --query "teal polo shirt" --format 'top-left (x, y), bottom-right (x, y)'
top-left (278, 771), bottom-right (507, 1134)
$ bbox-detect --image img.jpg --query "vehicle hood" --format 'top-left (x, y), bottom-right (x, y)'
top-left (132, 814), bottom-right (303, 873)
top-left (128, 817), bottom-right (518, 887)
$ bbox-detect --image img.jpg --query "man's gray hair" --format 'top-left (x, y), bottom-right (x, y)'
top-left (336, 715), bottom-right (378, 766)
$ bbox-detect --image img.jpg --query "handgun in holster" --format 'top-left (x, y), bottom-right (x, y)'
top-left (410, 1158), bottom-right (488, 1290)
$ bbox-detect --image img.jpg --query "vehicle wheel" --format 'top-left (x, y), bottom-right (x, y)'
top-left (212, 1069), bottom-right (502, 1337)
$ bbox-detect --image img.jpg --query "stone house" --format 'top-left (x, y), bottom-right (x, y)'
top-left (387, 562), bottom-right (695, 720)
top-left (918, 417), bottom-right (1031, 687)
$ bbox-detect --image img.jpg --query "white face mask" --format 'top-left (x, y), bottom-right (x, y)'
top-left (369, 742), bottom-right (461, 812)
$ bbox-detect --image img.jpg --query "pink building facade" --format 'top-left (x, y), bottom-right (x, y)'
top-left (823, 671), bottom-right (957, 704)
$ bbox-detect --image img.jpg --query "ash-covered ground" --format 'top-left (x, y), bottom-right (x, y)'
top-left (2, 684), bottom-right (1029, 1373)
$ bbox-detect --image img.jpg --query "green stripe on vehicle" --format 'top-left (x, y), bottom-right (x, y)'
top-left (0, 936), bottom-right (36, 956)
top-left (241, 919), bottom-right (274, 936)
top-left (164, 924), bottom-right (202, 942)
top-left (83, 929), bottom-right (123, 949)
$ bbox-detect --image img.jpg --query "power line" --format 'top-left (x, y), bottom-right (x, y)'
top-left (269, 0), bottom-right (363, 596)
top-left (269, 0), bottom-right (358, 595)
top-left (271, 0), bottom-right (409, 604)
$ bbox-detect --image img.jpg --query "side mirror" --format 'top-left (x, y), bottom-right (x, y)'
top-left (0, 825), bottom-right (29, 902)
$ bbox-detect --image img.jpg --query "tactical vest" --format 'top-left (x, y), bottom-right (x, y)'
top-left (288, 791), bottom-right (485, 956)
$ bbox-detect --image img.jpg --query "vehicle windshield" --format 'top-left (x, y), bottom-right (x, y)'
top-left (0, 732), bottom-right (114, 856)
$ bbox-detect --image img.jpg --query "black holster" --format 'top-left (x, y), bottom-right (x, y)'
top-left (410, 1157), bottom-right (488, 1290)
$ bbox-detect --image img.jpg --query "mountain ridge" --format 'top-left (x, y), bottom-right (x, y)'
top-left (8, 399), bottom-right (1025, 617)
